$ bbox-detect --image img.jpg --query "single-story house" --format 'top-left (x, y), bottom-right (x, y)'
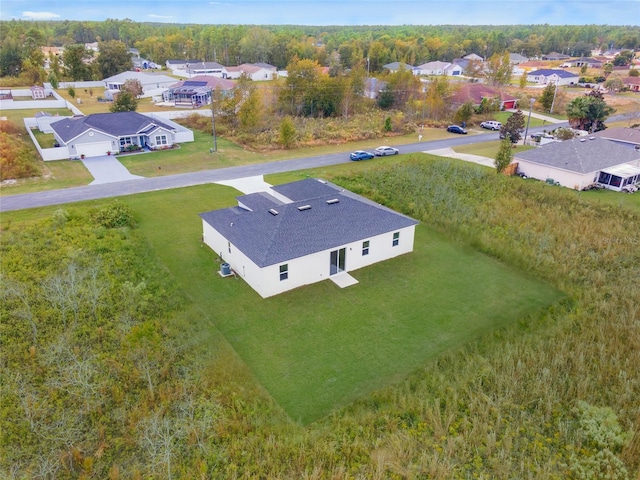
top-left (527, 69), bottom-right (579, 86)
top-left (103, 71), bottom-right (177, 99)
top-left (222, 63), bottom-right (276, 81)
top-left (186, 61), bottom-right (225, 78)
top-left (414, 61), bottom-right (451, 76)
top-left (132, 57), bottom-right (160, 70)
top-left (568, 57), bottom-right (604, 68)
top-left (514, 137), bottom-right (640, 191)
top-left (162, 75), bottom-right (235, 106)
top-left (464, 53), bottom-right (484, 62)
top-left (382, 62), bottom-right (414, 73)
top-left (542, 52), bottom-right (571, 61)
top-left (450, 83), bottom-right (519, 110)
top-left (592, 127), bottom-right (640, 149)
top-left (166, 59), bottom-right (202, 70)
top-left (50, 111), bottom-right (193, 159)
top-left (509, 53), bottom-right (529, 65)
top-left (621, 76), bottom-right (640, 92)
top-left (445, 62), bottom-right (465, 76)
top-left (199, 178), bottom-right (419, 298)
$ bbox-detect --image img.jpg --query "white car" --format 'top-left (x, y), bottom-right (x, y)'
top-left (480, 120), bottom-right (502, 131)
top-left (374, 146), bottom-right (399, 156)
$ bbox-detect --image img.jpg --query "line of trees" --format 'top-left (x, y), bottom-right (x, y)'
top-left (2, 20), bottom-right (639, 83)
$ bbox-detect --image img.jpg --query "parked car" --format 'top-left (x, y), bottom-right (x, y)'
top-left (447, 125), bottom-right (467, 134)
top-left (374, 146), bottom-right (399, 156)
top-left (480, 120), bottom-right (502, 130)
top-left (350, 150), bottom-right (375, 161)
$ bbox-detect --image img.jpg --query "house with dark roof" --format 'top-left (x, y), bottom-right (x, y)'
top-left (199, 178), bottom-right (419, 298)
top-left (542, 52), bottom-right (571, 61)
top-left (514, 137), bottom-right (640, 191)
top-left (50, 112), bottom-right (194, 159)
top-left (450, 83), bottom-right (518, 110)
top-left (527, 69), bottom-right (579, 86)
top-left (568, 57), bottom-right (604, 68)
top-left (162, 75), bottom-right (235, 107)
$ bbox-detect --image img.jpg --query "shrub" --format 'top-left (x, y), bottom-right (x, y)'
top-left (90, 202), bottom-right (136, 228)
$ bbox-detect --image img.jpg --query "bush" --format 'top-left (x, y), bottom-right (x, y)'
top-left (0, 121), bottom-right (41, 181)
top-left (90, 202), bottom-right (136, 228)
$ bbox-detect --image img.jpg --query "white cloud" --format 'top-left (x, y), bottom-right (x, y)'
top-left (22, 11), bottom-right (60, 20)
top-left (148, 14), bottom-right (175, 19)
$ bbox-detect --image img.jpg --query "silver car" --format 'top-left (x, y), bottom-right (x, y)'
top-left (374, 146), bottom-right (399, 156)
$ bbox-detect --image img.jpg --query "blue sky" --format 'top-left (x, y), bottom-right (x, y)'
top-left (1, 0), bottom-right (638, 25)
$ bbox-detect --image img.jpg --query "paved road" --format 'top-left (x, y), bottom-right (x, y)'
top-left (0, 124), bottom-right (566, 213)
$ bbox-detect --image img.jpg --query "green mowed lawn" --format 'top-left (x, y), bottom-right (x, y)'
top-left (125, 182), bottom-right (563, 424)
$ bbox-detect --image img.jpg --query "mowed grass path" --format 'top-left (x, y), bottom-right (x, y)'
top-left (123, 181), bottom-right (562, 424)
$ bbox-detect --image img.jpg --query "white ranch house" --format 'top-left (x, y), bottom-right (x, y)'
top-left (526, 69), bottom-right (579, 86)
top-left (200, 179), bottom-right (418, 298)
top-left (514, 137), bottom-right (640, 191)
top-left (103, 71), bottom-right (176, 99)
top-left (49, 111), bottom-right (194, 159)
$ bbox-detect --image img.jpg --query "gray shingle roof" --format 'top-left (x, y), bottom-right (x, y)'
top-left (529, 69), bottom-right (579, 78)
top-left (515, 137), bottom-right (640, 174)
top-left (237, 192), bottom-right (283, 211)
top-left (51, 112), bottom-right (175, 143)
top-left (200, 180), bottom-right (418, 268)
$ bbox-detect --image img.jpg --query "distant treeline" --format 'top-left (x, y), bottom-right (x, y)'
top-left (1, 19), bottom-right (639, 71)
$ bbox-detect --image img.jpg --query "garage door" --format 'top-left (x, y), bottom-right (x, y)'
top-left (76, 141), bottom-right (112, 158)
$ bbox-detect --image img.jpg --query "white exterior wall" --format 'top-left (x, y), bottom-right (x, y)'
top-left (59, 130), bottom-right (117, 159)
top-left (202, 221), bottom-right (416, 298)
top-left (516, 159), bottom-right (596, 190)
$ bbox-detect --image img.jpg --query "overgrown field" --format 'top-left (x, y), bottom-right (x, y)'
top-left (1, 158), bottom-right (639, 479)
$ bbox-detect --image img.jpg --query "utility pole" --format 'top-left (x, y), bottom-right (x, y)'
top-left (210, 88), bottom-right (217, 153)
top-left (550, 81), bottom-right (558, 114)
top-left (524, 97), bottom-right (535, 145)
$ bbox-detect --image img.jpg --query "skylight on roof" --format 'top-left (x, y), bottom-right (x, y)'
top-left (326, 198), bottom-right (339, 204)
top-left (297, 205), bottom-right (312, 211)
top-left (269, 208), bottom-right (279, 216)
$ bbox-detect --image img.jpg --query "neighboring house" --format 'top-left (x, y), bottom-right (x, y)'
top-left (527, 69), bottom-right (579, 86)
top-left (85, 42), bottom-right (99, 53)
top-left (542, 52), bottom-right (571, 61)
top-left (621, 76), bottom-right (640, 92)
top-left (569, 57), bottom-right (604, 68)
top-left (464, 53), bottom-right (484, 62)
top-left (509, 53), bottom-right (529, 65)
top-left (514, 137), bottom-right (640, 191)
top-left (364, 77), bottom-right (387, 99)
top-left (222, 63), bottom-right (276, 81)
top-left (166, 59), bottom-right (201, 71)
top-left (450, 83), bottom-right (518, 110)
top-left (592, 127), bottom-right (640, 149)
top-left (445, 62), bottom-right (464, 76)
top-left (162, 75), bottom-right (235, 106)
top-left (414, 61), bottom-right (451, 76)
top-left (49, 111), bottom-right (194, 159)
top-left (382, 62), bottom-right (414, 73)
top-left (199, 178), bottom-right (419, 298)
top-left (103, 71), bottom-right (177, 99)
top-left (185, 61), bottom-right (225, 78)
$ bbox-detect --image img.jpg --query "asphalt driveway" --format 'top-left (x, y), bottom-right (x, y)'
top-left (81, 155), bottom-right (143, 185)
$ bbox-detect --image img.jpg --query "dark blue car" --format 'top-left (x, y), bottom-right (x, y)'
top-left (350, 150), bottom-right (375, 161)
top-left (447, 125), bottom-right (468, 134)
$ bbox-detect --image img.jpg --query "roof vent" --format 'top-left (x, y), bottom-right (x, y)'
top-left (297, 205), bottom-right (312, 211)
top-left (269, 208), bottom-right (279, 216)
top-left (326, 198), bottom-right (340, 205)
top-left (589, 136), bottom-right (596, 140)
top-left (580, 138), bottom-right (587, 142)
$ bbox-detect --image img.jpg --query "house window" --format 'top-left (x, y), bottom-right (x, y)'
top-left (392, 232), bottom-right (400, 247)
top-left (155, 135), bottom-right (167, 145)
top-left (120, 137), bottom-right (133, 148)
top-left (279, 264), bottom-right (288, 281)
top-left (362, 240), bottom-right (370, 256)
